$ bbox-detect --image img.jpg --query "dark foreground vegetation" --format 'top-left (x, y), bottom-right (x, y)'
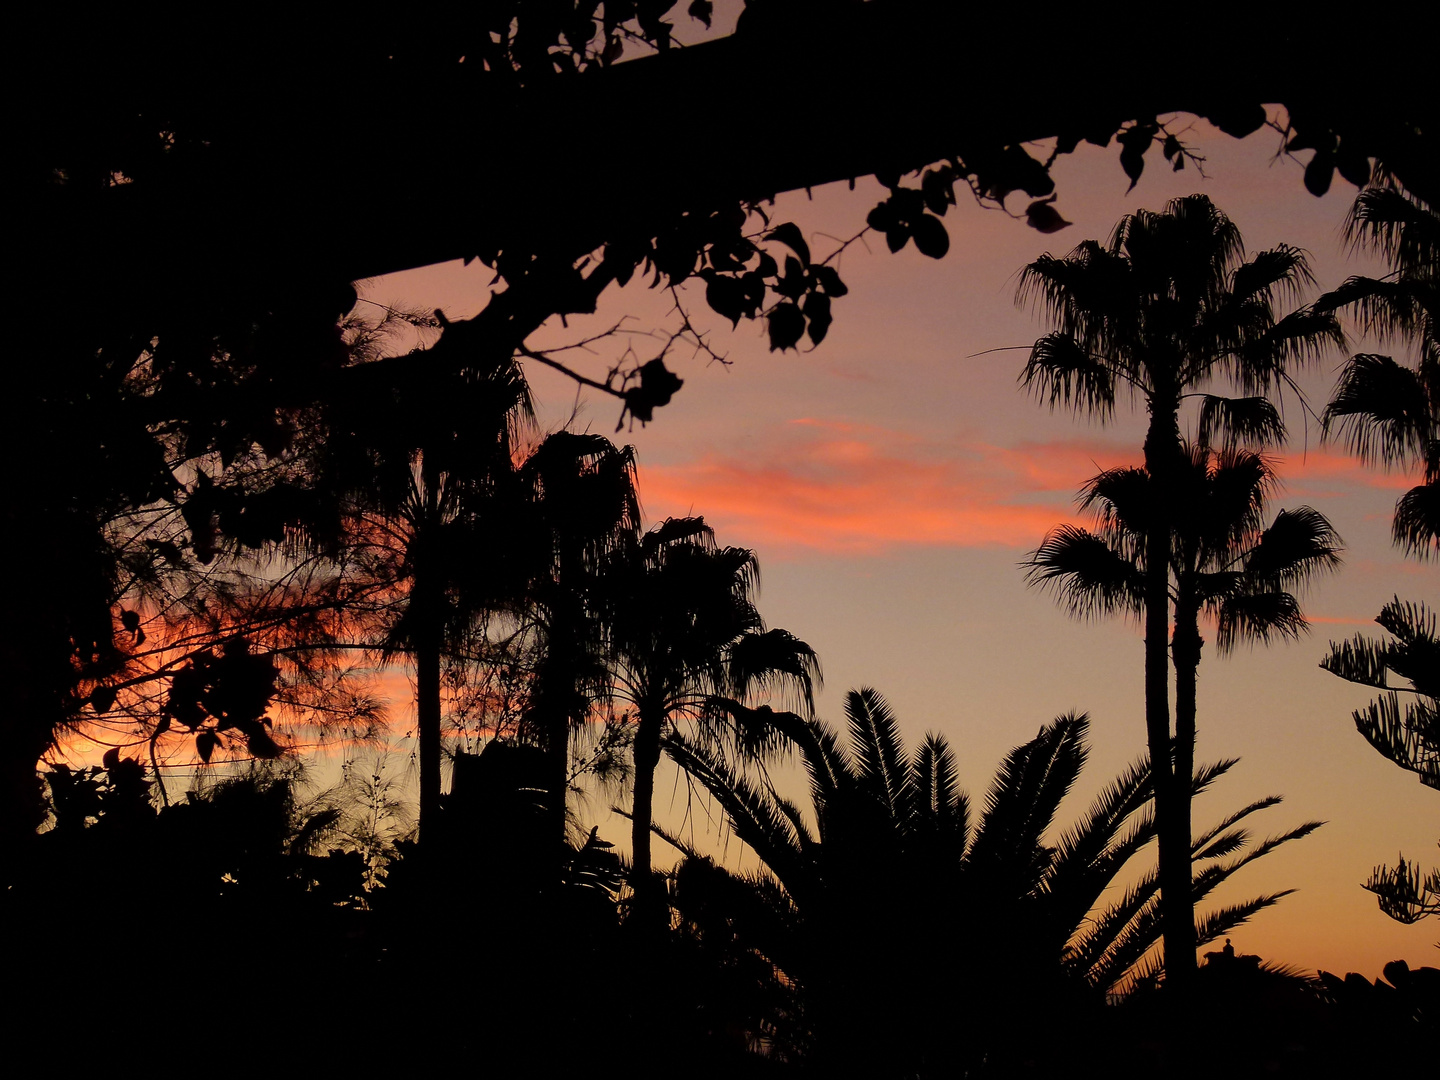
top-left (7, 3), bottom-right (1437, 1076)
top-left (9, 717), bottom-right (1437, 1077)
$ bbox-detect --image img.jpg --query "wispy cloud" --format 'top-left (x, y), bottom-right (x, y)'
top-left (638, 420), bottom-right (1424, 558)
top-left (638, 419), bottom-right (1136, 555)
top-left (1277, 449), bottom-right (1421, 497)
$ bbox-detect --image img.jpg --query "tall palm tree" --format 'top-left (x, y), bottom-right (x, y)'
top-left (663, 688), bottom-right (1319, 1072)
top-left (311, 343), bottom-right (534, 838)
top-left (509, 431), bottom-right (641, 851)
top-left (1026, 447), bottom-right (1342, 968)
top-left (603, 516), bottom-right (820, 919)
top-left (1016, 194), bottom-right (1342, 986)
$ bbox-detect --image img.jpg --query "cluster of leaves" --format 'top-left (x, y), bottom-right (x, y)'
top-left (161, 638), bottom-right (283, 761)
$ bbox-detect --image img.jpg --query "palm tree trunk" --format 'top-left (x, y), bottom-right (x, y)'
top-left (541, 610), bottom-right (580, 856)
top-left (1171, 585), bottom-right (1204, 987)
top-left (416, 616), bottom-right (442, 840)
top-left (416, 451), bottom-right (443, 842)
top-left (1142, 406), bottom-right (1192, 993)
top-left (629, 700), bottom-right (665, 924)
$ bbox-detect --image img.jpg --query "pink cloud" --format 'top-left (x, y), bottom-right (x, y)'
top-left (637, 421), bottom-right (1424, 558)
top-left (638, 421), bottom-right (1138, 555)
top-left (1276, 449), bottom-right (1421, 496)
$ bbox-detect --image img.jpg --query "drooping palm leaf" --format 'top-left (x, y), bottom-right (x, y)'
top-left (1323, 353), bottom-right (1432, 467)
top-left (663, 730), bottom-right (816, 903)
top-left (1196, 395), bottom-right (1287, 450)
top-left (1018, 331), bottom-right (1118, 416)
top-left (1393, 479), bottom-right (1439, 556)
top-left (1023, 526), bottom-right (1145, 619)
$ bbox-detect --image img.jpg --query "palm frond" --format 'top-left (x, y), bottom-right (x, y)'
top-left (1322, 353), bottom-right (1433, 470)
top-left (1023, 526), bottom-right (1144, 619)
top-left (1048, 757), bottom-right (1153, 869)
top-left (1191, 756), bottom-right (1241, 796)
top-left (1189, 795), bottom-right (1284, 855)
top-left (1067, 864), bottom-right (1158, 978)
top-left (1018, 331), bottom-right (1118, 417)
top-left (1229, 306), bottom-right (1344, 393)
top-left (1344, 184), bottom-right (1440, 272)
top-left (1242, 506), bottom-right (1344, 585)
top-left (728, 629), bottom-right (822, 716)
top-left (1215, 591), bottom-right (1306, 651)
top-left (1191, 821), bottom-right (1327, 907)
top-left (642, 515), bottom-right (715, 554)
top-left (1393, 479), bottom-right (1439, 557)
top-left (663, 730), bottom-right (815, 901)
top-left (1041, 757), bottom-right (1153, 929)
top-left (1081, 888), bottom-right (1163, 992)
top-left (1192, 891), bottom-right (1297, 951)
top-left (1191, 828), bottom-right (1250, 862)
top-left (1196, 395), bottom-right (1287, 450)
top-left (844, 687), bottom-right (909, 824)
top-left (1080, 466), bottom-right (1153, 539)
top-left (968, 713), bottom-right (1088, 896)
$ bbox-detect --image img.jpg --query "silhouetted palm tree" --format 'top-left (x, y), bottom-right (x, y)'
top-left (311, 341), bottom-right (534, 837)
top-left (664, 689), bottom-right (1319, 1072)
top-left (1319, 181), bottom-right (1438, 555)
top-left (510, 432), bottom-right (641, 851)
top-left (1017, 194), bottom-right (1342, 985)
top-left (603, 516), bottom-right (820, 919)
top-left (1027, 447), bottom-right (1341, 958)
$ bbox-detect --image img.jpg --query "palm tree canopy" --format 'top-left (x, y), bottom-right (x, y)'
top-left (605, 517), bottom-right (820, 726)
top-left (1319, 179), bottom-right (1438, 555)
top-left (1017, 194), bottom-right (1342, 432)
top-left (1025, 448), bottom-right (1342, 651)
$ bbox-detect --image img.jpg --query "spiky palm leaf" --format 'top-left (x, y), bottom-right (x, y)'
top-left (668, 688), bottom-right (1323, 1048)
top-left (844, 688), bottom-right (910, 824)
top-left (965, 713), bottom-right (1088, 899)
top-left (664, 730), bottom-right (818, 904)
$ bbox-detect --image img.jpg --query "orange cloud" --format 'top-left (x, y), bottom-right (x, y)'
top-left (638, 420), bottom-right (1421, 557)
top-left (638, 420), bottom-right (1138, 555)
top-left (1275, 449), bottom-right (1422, 496)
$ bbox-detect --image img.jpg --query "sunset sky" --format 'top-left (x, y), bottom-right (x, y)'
top-left (365, 116), bottom-right (1437, 977)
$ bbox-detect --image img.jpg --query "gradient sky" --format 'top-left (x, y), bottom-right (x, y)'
top-left (364, 116), bottom-right (1437, 977)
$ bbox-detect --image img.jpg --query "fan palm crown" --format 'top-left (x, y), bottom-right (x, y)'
top-left (604, 516), bottom-right (819, 914)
